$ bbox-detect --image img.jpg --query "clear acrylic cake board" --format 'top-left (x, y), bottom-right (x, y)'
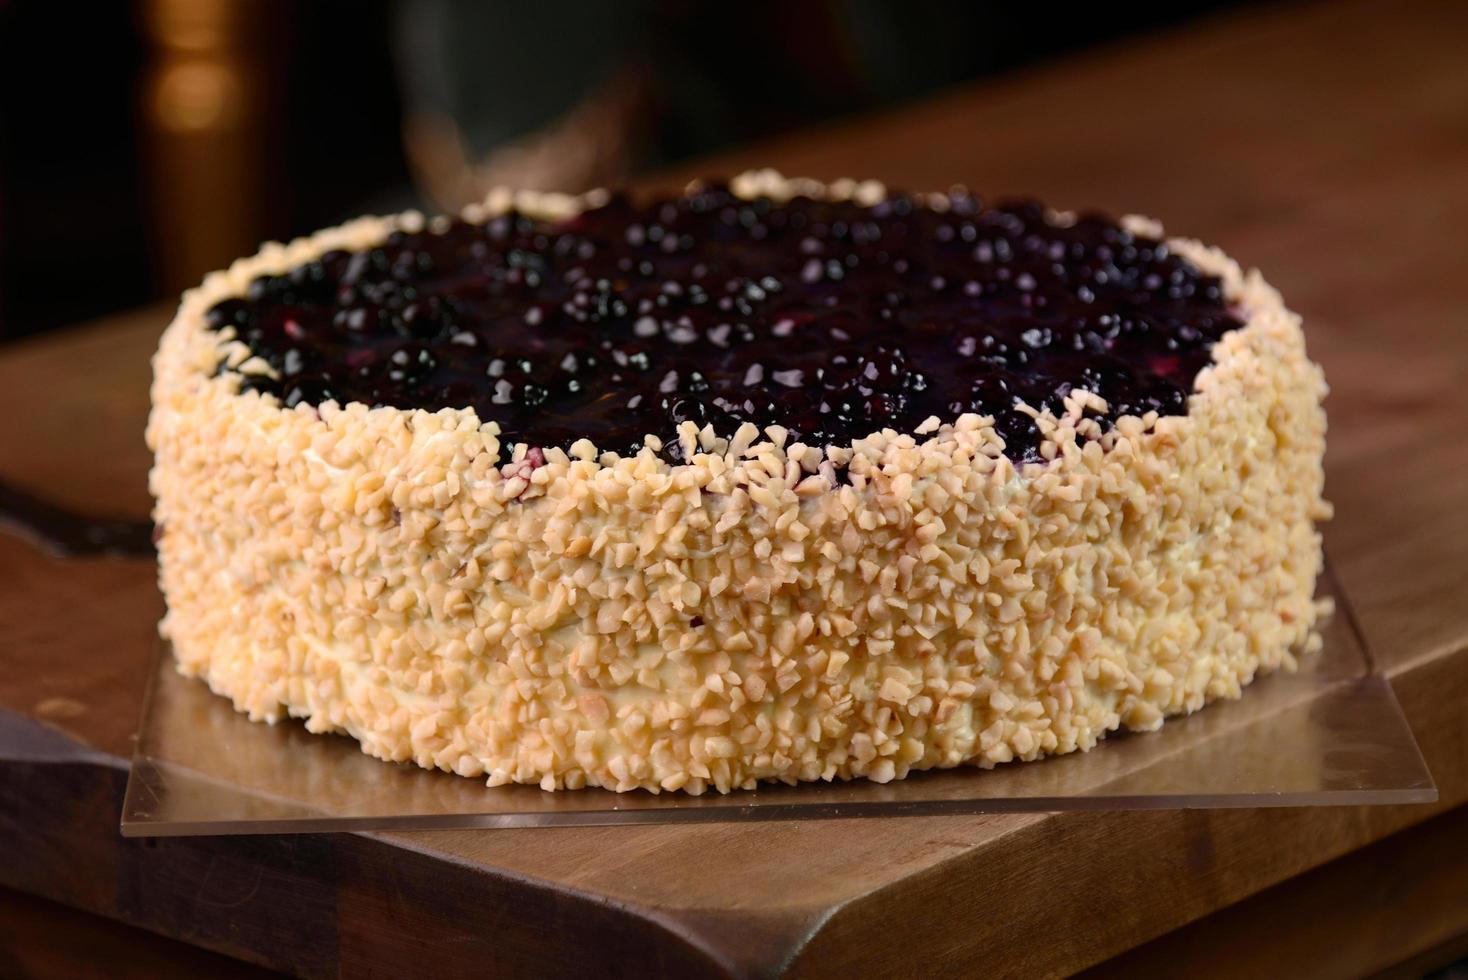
top-left (121, 565), bottom-right (1435, 836)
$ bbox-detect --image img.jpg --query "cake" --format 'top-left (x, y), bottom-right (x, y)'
top-left (147, 171), bottom-right (1330, 794)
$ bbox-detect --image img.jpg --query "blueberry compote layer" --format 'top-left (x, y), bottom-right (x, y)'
top-left (207, 184), bottom-right (1241, 462)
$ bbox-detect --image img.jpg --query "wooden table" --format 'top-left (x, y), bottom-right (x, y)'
top-left (4, 0), bottom-right (1467, 975)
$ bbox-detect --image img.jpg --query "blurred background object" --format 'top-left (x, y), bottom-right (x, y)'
top-left (141, 0), bottom-right (272, 296)
top-left (0, 0), bottom-right (1252, 342)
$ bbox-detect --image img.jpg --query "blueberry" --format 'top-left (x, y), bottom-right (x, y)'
top-left (210, 184), bottom-right (1240, 463)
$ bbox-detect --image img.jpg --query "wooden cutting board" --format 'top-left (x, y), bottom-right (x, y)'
top-left (3, 0), bottom-right (1467, 975)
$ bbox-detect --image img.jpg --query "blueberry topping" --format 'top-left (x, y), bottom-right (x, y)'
top-left (207, 184), bottom-right (1241, 462)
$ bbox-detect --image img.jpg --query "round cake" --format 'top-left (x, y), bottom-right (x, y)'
top-left (147, 171), bottom-right (1330, 794)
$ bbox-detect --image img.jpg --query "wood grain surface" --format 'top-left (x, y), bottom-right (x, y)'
top-left (2, 0), bottom-right (1466, 976)
top-left (1081, 805), bottom-right (1468, 979)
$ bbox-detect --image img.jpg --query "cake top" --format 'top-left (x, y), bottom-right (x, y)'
top-left (206, 180), bottom-right (1240, 461)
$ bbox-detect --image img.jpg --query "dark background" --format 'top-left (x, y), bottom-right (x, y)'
top-left (0, 0), bottom-right (1255, 343)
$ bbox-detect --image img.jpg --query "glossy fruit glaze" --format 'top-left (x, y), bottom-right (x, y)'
top-left (207, 183), bottom-right (1240, 461)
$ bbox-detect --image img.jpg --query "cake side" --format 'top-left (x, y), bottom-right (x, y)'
top-left (147, 173), bottom-right (1330, 794)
